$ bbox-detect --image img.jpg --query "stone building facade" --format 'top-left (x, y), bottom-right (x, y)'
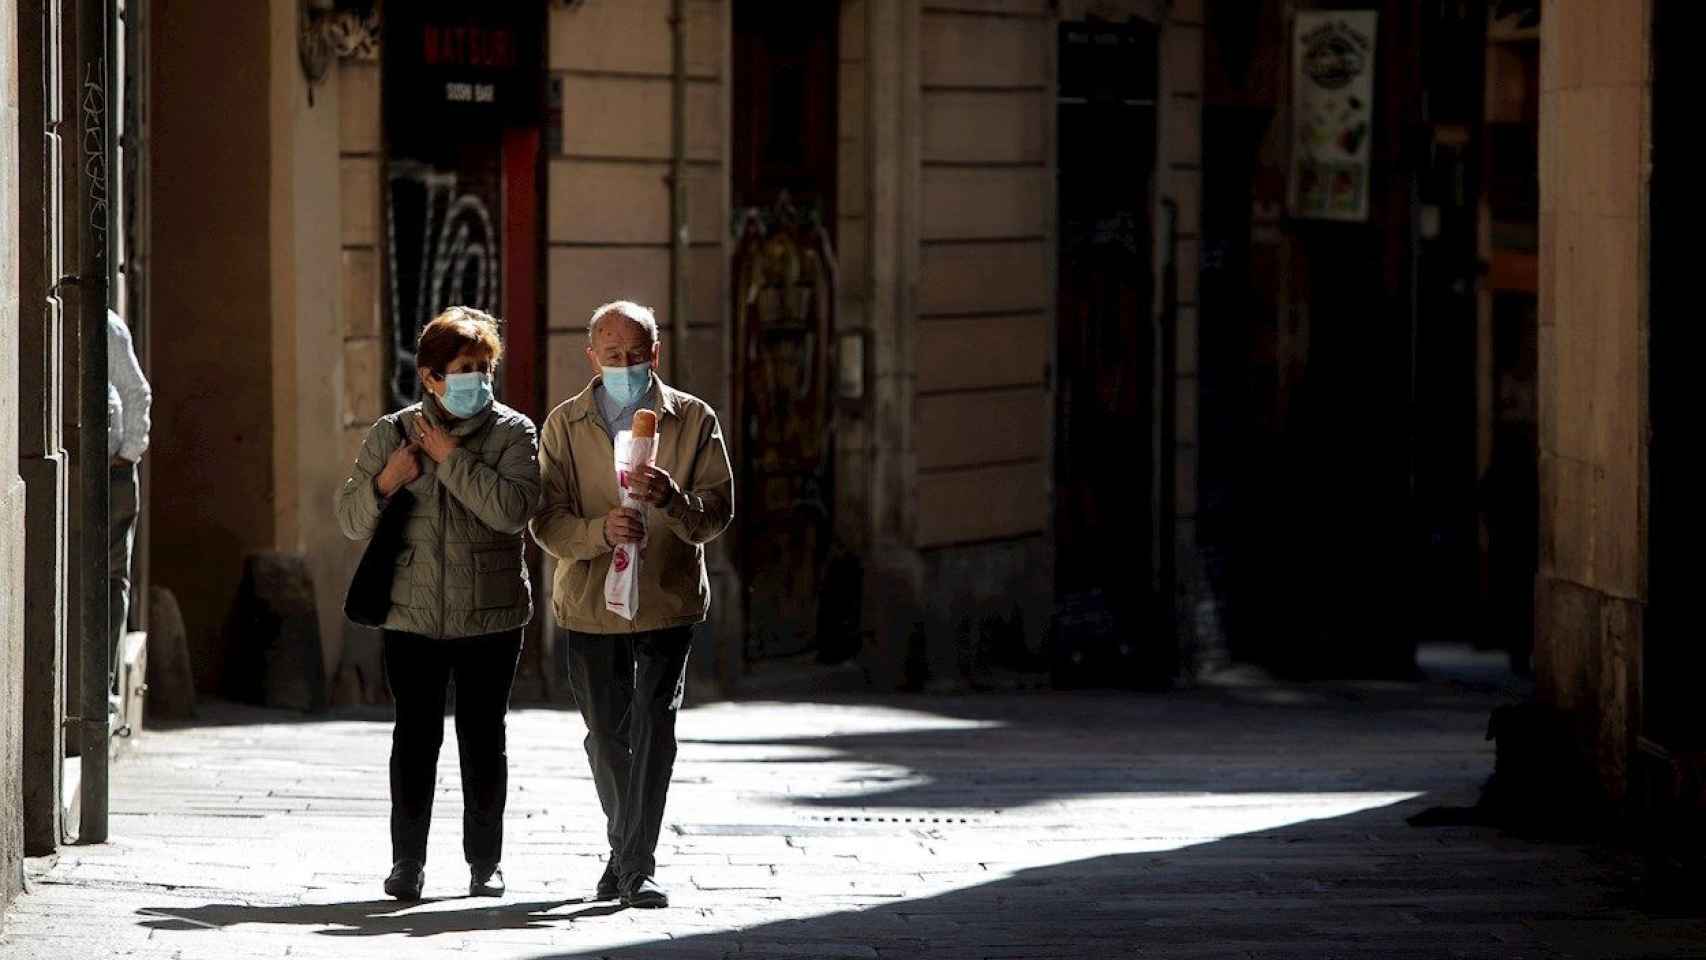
top-left (0, 0), bottom-right (1693, 916)
top-left (0, 0), bottom-right (1204, 904)
top-left (140, 0), bottom-right (1210, 702)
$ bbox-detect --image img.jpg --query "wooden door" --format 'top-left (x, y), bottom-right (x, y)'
top-left (1053, 18), bottom-right (1160, 685)
top-left (731, 2), bottom-right (840, 663)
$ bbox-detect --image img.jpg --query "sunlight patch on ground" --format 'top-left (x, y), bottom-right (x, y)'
top-left (671, 699), bottom-right (1009, 741)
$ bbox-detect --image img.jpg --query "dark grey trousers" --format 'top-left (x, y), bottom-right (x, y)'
top-left (109, 463), bottom-right (139, 688)
top-left (565, 626), bottom-right (693, 884)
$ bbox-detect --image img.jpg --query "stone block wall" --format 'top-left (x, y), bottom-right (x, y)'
top-left (914, 1), bottom-right (1053, 550)
top-left (543, 0), bottom-right (729, 413)
top-left (909, 1), bottom-right (1055, 687)
top-left (542, 0), bottom-right (738, 688)
top-left (1535, 0), bottom-right (1651, 802)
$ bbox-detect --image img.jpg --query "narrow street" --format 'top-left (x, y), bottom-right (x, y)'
top-left (2, 663), bottom-right (1701, 959)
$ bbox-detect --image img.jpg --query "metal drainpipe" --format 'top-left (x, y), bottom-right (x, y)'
top-left (77, 0), bottom-right (117, 844)
top-left (668, 0), bottom-right (689, 382)
top-left (1157, 198), bottom-right (1179, 680)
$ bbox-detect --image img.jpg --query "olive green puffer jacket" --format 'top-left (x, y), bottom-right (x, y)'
top-left (336, 398), bottom-right (540, 639)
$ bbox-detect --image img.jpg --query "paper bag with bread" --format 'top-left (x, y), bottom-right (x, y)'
top-left (605, 408), bottom-right (658, 619)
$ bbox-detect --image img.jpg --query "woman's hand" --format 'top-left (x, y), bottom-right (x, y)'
top-left (603, 506), bottom-right (646, 546)
top-left (629, 464), bottom-right (679, 508)
top-left (413, 414), bottom-right (461, 464)
top-left (376, 441), bottom-right (421, 498)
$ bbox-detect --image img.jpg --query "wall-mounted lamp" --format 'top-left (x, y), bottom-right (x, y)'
top-left (299, 0), bottom-right (380, 104)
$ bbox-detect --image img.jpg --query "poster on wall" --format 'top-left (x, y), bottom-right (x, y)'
top-left (1289, 10), bottom-right (1378, 222)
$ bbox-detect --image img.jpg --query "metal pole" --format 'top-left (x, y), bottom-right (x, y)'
top-left (77, 0), bottom-right (115, 844)
top-left (1157, 198), bottom-right (1179, 680)
top-left (668, 0), bottom-right (689, 383)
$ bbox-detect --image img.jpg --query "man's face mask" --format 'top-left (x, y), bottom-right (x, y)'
top-left (602, 362), bottom-right (652, 406)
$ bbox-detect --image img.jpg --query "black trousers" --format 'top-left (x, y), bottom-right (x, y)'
top-left (383, 628), bottom-right (523, 866)
top-left (565, 626), bottom-right (693, 883)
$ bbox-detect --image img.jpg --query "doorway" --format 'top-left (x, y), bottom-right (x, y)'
top-left (1645, 0), bottom-right (1701, 752)
top-left (380, 0), bottom-right (548, 687)
top-left (1052, 19), bottom-right (1160, 685)
top-left (380, 1), bottom-right (545, 414)
top-left (730, 2), bottom-right (842, 666)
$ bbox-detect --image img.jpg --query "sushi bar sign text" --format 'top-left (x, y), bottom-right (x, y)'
top-left (386, 5), bottom-right (541, 131)
top-left (421, 23), bottom-right (514, 106)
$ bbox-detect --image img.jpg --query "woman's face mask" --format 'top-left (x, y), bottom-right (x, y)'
top-left (439, 371), bottom-right (494, 419)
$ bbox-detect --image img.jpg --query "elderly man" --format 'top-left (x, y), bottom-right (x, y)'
top-left (531, 301), bottom-right (733, 908)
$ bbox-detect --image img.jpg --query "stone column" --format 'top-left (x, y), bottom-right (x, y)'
top-left (14, 0), bottom-right (70, 856)
top-left (1534, 0), bottom-right (1650, 802)
top-left (857, 0), bottom-right (925, 689)
top-left (3, 0), bottom-right (37, 899)
top-left (1159, 0), bottom-right (1215, 679)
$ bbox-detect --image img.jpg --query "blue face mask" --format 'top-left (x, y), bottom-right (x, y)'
top-left (439, 371), bottom-right (493, 419)
top-left (602, 362), bottom-right (653, 407)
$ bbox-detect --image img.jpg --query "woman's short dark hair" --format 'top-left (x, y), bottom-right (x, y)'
top-left (417, 306), bottom-right (504, 377)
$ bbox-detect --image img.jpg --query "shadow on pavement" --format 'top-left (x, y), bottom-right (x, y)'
top-left (523, 799), bottom-right (1706, 960)
top-left (145, 700), bottom-right (396, 731)
top-left (135, 897), bottom-right (591, 939)
top-left (127, 798), bottom-right (1706, 958)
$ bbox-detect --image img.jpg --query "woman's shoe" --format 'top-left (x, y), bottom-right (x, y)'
top-left (384, 859), bottom-right (425, 900)
top-left (470, 862), bottom-right (505, 898)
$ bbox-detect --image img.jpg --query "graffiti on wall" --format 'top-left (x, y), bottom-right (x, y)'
top-left (82, 59), bottom-right (108, 265)
top-left (385, 161), bottom-right (500, 407)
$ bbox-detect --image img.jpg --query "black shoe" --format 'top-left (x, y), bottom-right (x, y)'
top-left (384, 860), bottom-right (425, 900)
top-left (469, 861), bottom-right (505, 897)
top-left (595, 861), bottom-right (621, 901)
top-left (621, 875), bottom-right (668, 909)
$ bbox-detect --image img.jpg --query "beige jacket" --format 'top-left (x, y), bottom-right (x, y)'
top-left (530, 377), bottom-right (734, 634)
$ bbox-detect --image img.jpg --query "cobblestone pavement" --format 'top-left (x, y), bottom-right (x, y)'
top-left (2, 674), bottom-right (1703, 959)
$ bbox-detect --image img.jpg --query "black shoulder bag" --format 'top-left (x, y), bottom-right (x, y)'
top-left (343, 488), bottom-right (415, 628)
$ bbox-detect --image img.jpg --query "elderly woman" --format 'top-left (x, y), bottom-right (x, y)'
top-left (336, 306), bottom-right (540, 901)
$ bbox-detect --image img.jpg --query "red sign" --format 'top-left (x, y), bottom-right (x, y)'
top-left (422, 24), bottom-right (517, 70)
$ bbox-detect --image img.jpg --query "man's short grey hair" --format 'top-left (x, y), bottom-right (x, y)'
top-left (588, 300), bottom-right (660, 343)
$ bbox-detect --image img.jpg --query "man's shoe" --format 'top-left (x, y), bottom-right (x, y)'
top-left (595, 861), bottom-right (621, 901)
top-left (469, 862), bottom-right (505, 897)
top-left (384, 860), bottom-right (425, 900)
top-left (621, 875), bottom-right (668, 909)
